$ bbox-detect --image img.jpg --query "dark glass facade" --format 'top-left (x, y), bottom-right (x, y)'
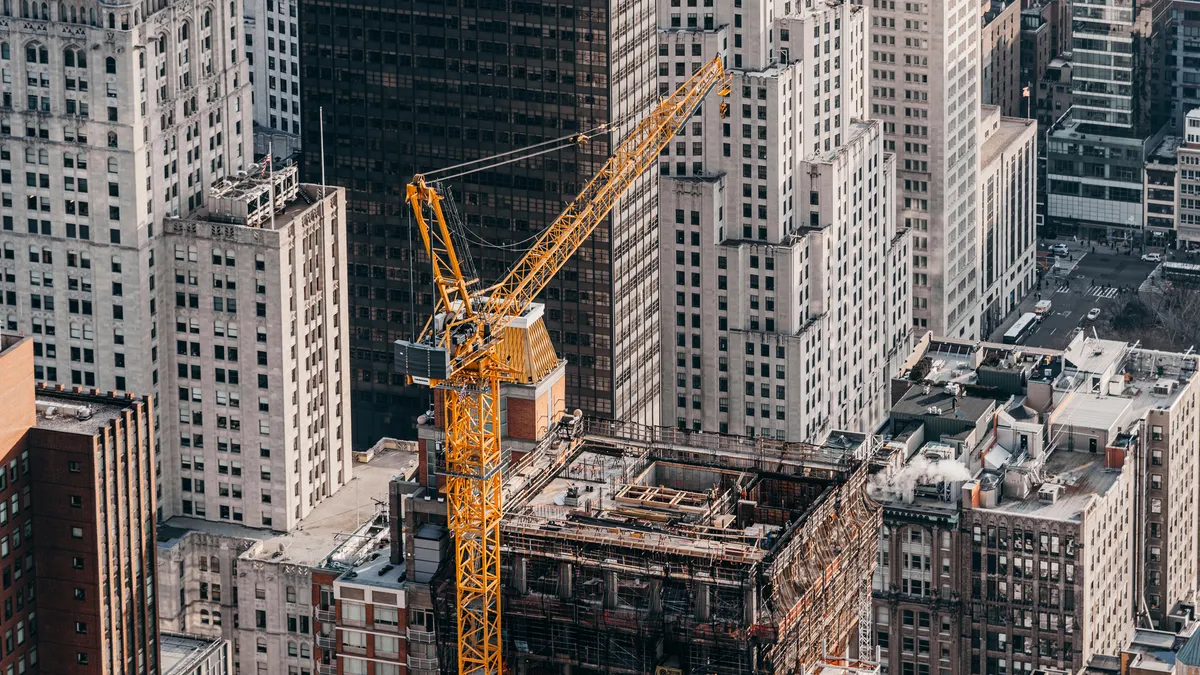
top-left (299, 0), bottom-right (660, 447)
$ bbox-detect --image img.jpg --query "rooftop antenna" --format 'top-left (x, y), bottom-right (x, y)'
top-left (319, 105), bottom-right (327, 200)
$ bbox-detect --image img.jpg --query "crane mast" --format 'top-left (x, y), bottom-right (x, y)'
top-left (398, 56), bottom-right (730, 675)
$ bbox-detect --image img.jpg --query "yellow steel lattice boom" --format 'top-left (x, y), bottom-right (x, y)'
top-left (402, 56), bottom-right (730, 675)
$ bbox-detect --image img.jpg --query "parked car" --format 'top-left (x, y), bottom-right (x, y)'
top-left (1142, 253), bottom-right (1163, 263)
top-left (1050, 244), bottom-right (1070, 257)
top-left (1087, 308), bottom-right (1101, 320)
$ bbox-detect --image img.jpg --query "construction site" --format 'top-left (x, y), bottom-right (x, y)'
top-left (420, 418), bottom-right (883, 675)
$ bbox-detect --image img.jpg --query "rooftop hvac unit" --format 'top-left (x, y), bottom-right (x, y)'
top-left (1154, 379), bottom-right (1178, 396)
top-left (1038, 484), bottom-right (1063, 504)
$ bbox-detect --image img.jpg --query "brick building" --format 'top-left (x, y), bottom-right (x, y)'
top-left (0, 332), bottom-right (160, 674)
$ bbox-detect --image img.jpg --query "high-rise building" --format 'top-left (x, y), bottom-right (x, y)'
top-left (977, 106), bottom-right (1037, 337)
top-left (1174, 108), bottom-right (1200, 246)
top-left (656, 0), bottom-right (911, 441)
top-left (868, 0), bottom-right (982, 340)
top-left (299, 0), bottom-right (660, 445)
top-left (981, 0), bottom-right (1022, 117)
top-left (1168, 0), bottom-right (1200, 132)
top-left (0, 333), bottom-right (160, 675)
top-left (154, 168), bottom-right (352, 531)
top-left (244, 0), bottom-right (302, 159)
top-left (0, 0), bottom-right (253, 395)
top-left (1046, 0), bottom-right (1173, 240)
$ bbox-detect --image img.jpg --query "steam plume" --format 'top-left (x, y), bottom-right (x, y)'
top-left (868, 455), bottom-right (972, 504)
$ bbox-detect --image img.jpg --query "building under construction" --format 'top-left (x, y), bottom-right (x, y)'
top-left (419, 418), bottom-right (881, 674)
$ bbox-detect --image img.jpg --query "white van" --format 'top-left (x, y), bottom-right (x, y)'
top-left (1034, 299), bottom-right (1053, 317)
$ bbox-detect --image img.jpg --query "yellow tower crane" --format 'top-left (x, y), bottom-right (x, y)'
top-left (396, 56), bottom-right (730, 675)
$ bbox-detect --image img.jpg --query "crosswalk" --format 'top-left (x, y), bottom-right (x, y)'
top-left (1054, 285), bottom-right (1120, 298)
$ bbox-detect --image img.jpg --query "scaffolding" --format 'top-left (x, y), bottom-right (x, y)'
top-left (427, 420), bottom-right (882, 674)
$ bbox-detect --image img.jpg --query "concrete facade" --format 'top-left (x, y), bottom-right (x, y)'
top-left (0, 0), bottom-right (252, 397)
top-left (981, 0), bottom-right (1022, 118)
top-left (657, 0), bottom-right (911, 441)
top-left (977, 107), bottom-right (1037, 337)
top-left (868, 0), bottom-right (982, 340)
top-left (154, 172), bottom-right (352, 531)
top-left (244, 0), bottom-right (300, 159)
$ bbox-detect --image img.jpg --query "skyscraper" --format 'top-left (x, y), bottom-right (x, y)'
top-left (299, 0), bottom-right (660, 445)
top-left (868, 0), bottom-right (982, 340)
top-left (655, 0), bottom-right (909, 440)
top-left (0, 0), bottom-right (252, 395)
top-left (244, 0), bottom-right (302, 158)
top-left (1046, 0), bottom-right (1173, 240)
top-left (155, 170), bottom-right (352, 530)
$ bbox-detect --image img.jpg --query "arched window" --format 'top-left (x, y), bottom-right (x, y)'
top-left (199, 610), bottom-right (210, 625)
top-left (39, 2), bottom-right (46, 19)
top-left (19, 0), bottom-right (26, 17)
top-left (256, 638), bottom-right (266, 654)
top-left (24, 42), bottom-right (37, 63)
top-left (106, 11), bottom-right (113, 28)
top-left (76, 49), bottom-right (84, 68)
top-left (69, 322), bottom-right (80, 338)
top-left (212, 611), bottom-right (222, 626)
top-left (210, 556), bottom-right (219, 573)
top-left (62, 47), bottom-right (72, 67)
top-left (198, 557), bottom-right (208, 571)
top-left (211, 248), bottom-right (222, 264)
top-left (105, 56), bottom-right (115, 74)
top-left (202, 8), bottom-right (210, 27)
top-left (37, 46), bottom-right (46, 63)
top-left (37, 149), bottom-right (46, 165)
top-left (106, 131), bottom-right (117, 148)
top-left (179, 21), bottom-right (188, 41)
top-left (68, 5), bottom-right (74, 21)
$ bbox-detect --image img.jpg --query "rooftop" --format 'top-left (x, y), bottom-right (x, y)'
top-left (161, 632), bottom-right (225, 675)
top-left (32, 386), bottom-right (145, 435)
top-left (891, 386), bottom-right (997, 424)
top-left (1062, 336), bottom-right (1126, 378)
top-left (977, 447), bottom-right (1122, 522)
top-left (502, 418), bottom-right (872, 567)
top-left (158, 447), bottom-right (418, 566)
top-left (982, 116), bottom-right (1036, 168)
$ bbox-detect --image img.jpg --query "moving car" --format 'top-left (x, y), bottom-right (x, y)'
top-left (1142, 253), bottom-right (1163, 263)
top-left (1050, 244), bottom-right (1070, 257)
top-left (1034, 299), bottom-right (1053, 317)
top-left (1086, 308), bottom-right (1101, 320)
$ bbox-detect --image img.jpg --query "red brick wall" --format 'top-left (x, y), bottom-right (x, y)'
top-left (0, 338), bottom-right (34, 458)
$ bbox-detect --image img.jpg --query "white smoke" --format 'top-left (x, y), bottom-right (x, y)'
top-left (868, 455), bottom-right (973, 504)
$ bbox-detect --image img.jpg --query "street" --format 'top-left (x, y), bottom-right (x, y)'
top-left (989, 240), bottom-right (1164, 350)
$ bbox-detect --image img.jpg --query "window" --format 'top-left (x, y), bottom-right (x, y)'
top-left (375, 606), bottom-right (399, 627)
top-left (342, 601), bottom-right (365, 624)
top-left (342, 630), bottom-right (366, 650)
